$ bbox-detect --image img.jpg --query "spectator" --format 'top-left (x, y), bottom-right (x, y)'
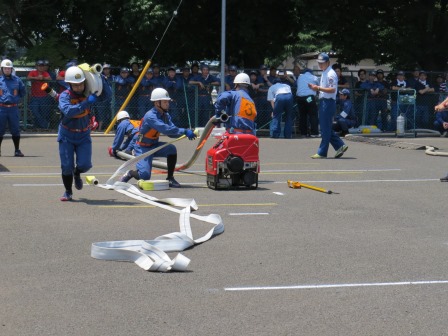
top-left (333, 88), bottom-right (357, 137)
top-left (129, 62), bottom-right (140, 80)
top-left (407, 67), bottom-right (421, 89)
top-left (190, 62), bottom-right (200, 77)
top-left (361, 71), bottom-right (385, 129)
top-left (27, 60), bottom-right (52, 129)
top-left (216, 64), bottom-right (229, 80)
top-left (176, 65), bottom-right (194, 127)
top-left (375, 69), bottom-right (390, 130)
top-left (248, 70), bottom-right (259, 99)
top-left (255, 65), bottom-right (273, 128)
top-left (137, 68), bottom-right (155, 119)
top-left (434, 74), bottom-right (446, 93)
top-left (225, 65), bottom-right (238, 91)
top-left (308, 53), bottom-right (347, 159)
top-left (414, 70), bottom-right (435, 128)
top-left (95, 63), bottom-right (114, 130)
top-left (113, 67), bottom-right (135, 118)
top-left (163, 66), bottom-right (180, 124)
top-left (151, 64), bottom-right (165, 89)
top-left (267, 78), bottom-right (294, 139)
top-left (354, 68), bottom-right (367, 122)
top-left (267, 65), bottom-right (278, 84)
top-left (0, 59), bottom-right (26, 157)
top-left (332, 63), bottom-right (349, 94)
top-left (296, 68), bottom-right (319, 138)
top-left (390, 70), bottom-right (414, 131)
top-left (277, 70), bottom-right (294, 86)
top-left (291, 64), bottom-right (301, 81)
top-left (189, 64), bottom-right (219, 126)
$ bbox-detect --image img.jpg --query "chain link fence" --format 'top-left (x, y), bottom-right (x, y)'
top-left (14, 79), bottom-right (448, 134)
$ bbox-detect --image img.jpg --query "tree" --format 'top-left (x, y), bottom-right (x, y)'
top-left (2, 0), bottom-right (448, 70)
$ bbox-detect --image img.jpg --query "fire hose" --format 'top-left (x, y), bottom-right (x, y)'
top-left (425, 146), bottom-right (448, 157)
top-left (116, 114), bottom-right (225, 171)
top-left (91, 181), bottom-right (224, 272)
top-left (92, 117), bottom-right (225, 272)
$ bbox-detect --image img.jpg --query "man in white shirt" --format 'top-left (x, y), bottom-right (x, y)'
top-left (308, 53), bottom-right (348, 158)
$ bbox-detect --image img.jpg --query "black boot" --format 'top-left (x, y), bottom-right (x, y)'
top-left (61, 174), bottom-right (73, 201)
top-left (12, 136), bottom-right (24, 156)
top-left (166, 154), bottom-right (181, 188)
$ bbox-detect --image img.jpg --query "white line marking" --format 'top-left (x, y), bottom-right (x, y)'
top-left (11, 178), bottom-right (438, 187)
top-left (228, 213), bottom-right (270, 216)
top-left (225, 280), bottom-right (448, 291)
top-left (272, 192), bottom-right (284, 195)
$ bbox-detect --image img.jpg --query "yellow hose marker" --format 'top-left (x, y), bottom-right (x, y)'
top-left (287, 180), bottom-right (334, 194)
top-left (104, 60), bottom-right (153, 134)
top-left (86, 176), bottom-right (99, 185)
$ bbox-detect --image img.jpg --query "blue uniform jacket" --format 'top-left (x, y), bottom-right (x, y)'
top-left (335, 99), bottom-right (357, 124)
top-left (114, 76), bottom-right (135, 97)
top-left (138, 108), bottom-right (186, 147)
top-left (112, 119), bottom-right (139, 151)
top-left (191, 74), bottom-right (219, 95)
top-left (0, 74), bottom-right (26, 104)
top-left (214, 89), bottom-right (257, 134)
top-left (360, 81), bottom-right (384, 98)
top-left (58, 76), bottom-right (111, 137)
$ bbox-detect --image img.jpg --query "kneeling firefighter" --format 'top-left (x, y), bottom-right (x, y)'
top-left (109, 110), bottom-right (140, 158)
top-left (206, 73), bottom-right (260, 189)
top-left (58, 66), bottom-right (112, 201)
top-left (120, 88), bottom-right (197, 188)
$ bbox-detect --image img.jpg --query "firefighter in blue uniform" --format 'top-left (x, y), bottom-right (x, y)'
top-left (120, 88), bottom-right (196, 188)
top-left (110, 110), bottom-right (139, 157)
top-left (58, 66), bottom-right (112, 201)
top-left (0, 59), bottom-right (26, 157)
top-left (214, 73), bottom-right (257, 135)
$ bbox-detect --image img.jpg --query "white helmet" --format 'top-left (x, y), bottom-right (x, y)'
top-left (233, 73), bottom-right (250, 85)
top-left (1, 59), bottom-right (13, 68)
top-left (151, 88), bottom-right (171, 101)
top-left (65, 66), bottom-right (86, 84)
top-left (117, 111), bottom-right (130, 121)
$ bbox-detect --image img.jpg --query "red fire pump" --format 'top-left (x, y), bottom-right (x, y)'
top-left (206, 133), bottom-right (260, 190)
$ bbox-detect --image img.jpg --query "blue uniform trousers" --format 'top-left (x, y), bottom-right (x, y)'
top-left (0, 106), bottom-right (21, 136)
top-left (58, 129), bottom-right (92, 175)
top-left (135, 142), bottom-right (177, 180)
top-left (270, 93), bottom-right (294, 138)
top-left (317, 98), bottom-right (344, 157)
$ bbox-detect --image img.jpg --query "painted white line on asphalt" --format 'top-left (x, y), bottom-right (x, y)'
top-left (261, 169), bottom-right (402, 173)
top-left (228, 213), bottom-right (270, 216)
top-left (281, 179), bottom-right (439, 183)
top-left (225, 280), bottom-right (448, 291)
top-left (12, 178), bottom-right (438, 187)
top-left (273, 192), bottom-right (284, 195)
top-left (13, 184), bottom-right (63, 186)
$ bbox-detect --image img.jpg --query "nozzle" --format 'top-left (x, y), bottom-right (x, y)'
top-left (86, 176), bottom-right (99, 185)
top-left (218, 112), bottom-right (228, 122)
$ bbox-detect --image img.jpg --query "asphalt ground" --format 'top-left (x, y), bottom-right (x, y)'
top-left (1, 132), bottom-right (448, 336)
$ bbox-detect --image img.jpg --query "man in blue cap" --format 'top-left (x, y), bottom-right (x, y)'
top-left (333, 88), bottom-right (357, 137)
top-left (308, 53), bottom-right (348, 158)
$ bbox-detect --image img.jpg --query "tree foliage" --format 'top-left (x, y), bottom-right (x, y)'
top-left (1, 0), bottom-right (448, 70)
